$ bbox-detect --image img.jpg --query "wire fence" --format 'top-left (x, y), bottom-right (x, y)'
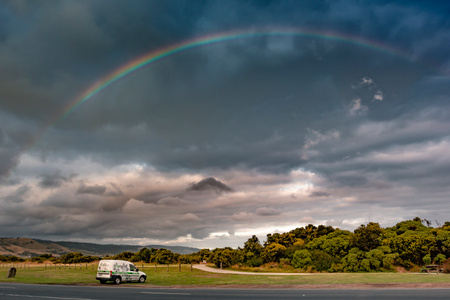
top-left (0, 262), bottom-right (195, 272)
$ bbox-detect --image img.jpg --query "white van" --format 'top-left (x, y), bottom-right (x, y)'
top-left (96, 260), bottom-right (147, 284)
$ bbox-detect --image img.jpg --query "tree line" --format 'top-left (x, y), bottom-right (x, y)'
top-left (187, 217), bottom-right (449, 272)
top-left (105, 217), bottom-right (449, 272)
top-left (1, 218), bottom-right (448, 272)
top-left (200, 217), bottom-right (449, 272)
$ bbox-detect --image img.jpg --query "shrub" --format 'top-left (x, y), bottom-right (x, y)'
top-left (311, 250), bottom-right (338, 271)
top-left (422, 254), bottom-right (432, 265)
top-left (442, 258), bottom-right (450, 273)
top-left (247, 256), bottom-right (264, 267)
top-left (211, 248), bottom-right (238, 268)
top-left (435, 254), bottom-right (446, 265)
top-left (279, 258), bottom-right (291, 267)
top-left (292, 249), bottom-right (312, 269)
top-left (382, 253), bottom-right (398, 270)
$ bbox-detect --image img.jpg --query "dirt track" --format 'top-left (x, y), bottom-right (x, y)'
top-left (190, 264), bottom-right (450, 289)
top-left (193, 264), bottom-right (326, 275)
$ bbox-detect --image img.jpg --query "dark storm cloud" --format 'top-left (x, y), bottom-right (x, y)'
top-left (1, 0), bottom-right (449, 246)
top-left (0, 110), bottom-right (37, 182)
top-left (0, 0), bottom-right (203, 123)
top-left (309, 191), bottom-right (331, 198)
top-left (0, 139), bottom-right (19, 182)
top-left (255, 207), bottom-right (280, 216)
top-left (187, 177), bottom-right (233, 193)
top-left (38, 171), bottom-right (77, 188)
top-left (3, 184), bottom-right (30, 203)
top-left (76, 183), bottom-right (106, 195)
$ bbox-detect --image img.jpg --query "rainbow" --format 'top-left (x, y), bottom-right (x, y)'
top-left (61, 27), bottom-right (420, 120)
top-left (18, 27), bottom-right (437, 159)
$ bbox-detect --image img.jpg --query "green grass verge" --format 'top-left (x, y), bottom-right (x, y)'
top-left (0, 264), bottom-right (449, 286)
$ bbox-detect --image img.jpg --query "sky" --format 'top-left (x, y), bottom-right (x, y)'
top-left (0, 0), bottom-right (449, 249)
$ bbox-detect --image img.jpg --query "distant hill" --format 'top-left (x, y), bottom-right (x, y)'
top-left (0, 237), bottom-right (200, 258)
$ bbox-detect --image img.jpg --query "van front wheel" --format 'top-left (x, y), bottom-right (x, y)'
top-left (114, 276), bottom-right (121, 285)
top-left (139, 276), bottom-right (146, 283)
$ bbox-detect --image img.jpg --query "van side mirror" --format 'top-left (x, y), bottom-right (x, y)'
top-left (136, 268), bottom-right (139, 272)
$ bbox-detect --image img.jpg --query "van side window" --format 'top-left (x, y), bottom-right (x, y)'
top-left (130, 264), bottom-right (136, 271)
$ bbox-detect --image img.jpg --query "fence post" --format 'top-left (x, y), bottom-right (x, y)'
top-left (179, 262), bottom-right (181, 272)
top-left (191, 263), bottom-right (193, 272)
top-left (167, 264), bottom-right (169, 272)
top-left (155, 264), bottom-right (157, 271)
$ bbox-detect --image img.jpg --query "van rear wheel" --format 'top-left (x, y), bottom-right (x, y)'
top-left (114, 276), bottom-right (121, 285)
top-left (139, 276), bottom-right (146, 283)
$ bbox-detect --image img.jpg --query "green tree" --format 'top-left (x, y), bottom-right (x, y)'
top-left (433, 228), bottom-right (450, 257)
top-left (392, 218), bottom-right (430, 235)
top-left (353, 222), bottom-right (384, 251)
top-left (341, 248), bottom-right (365, 272)
top-left (210, 248), bottom-right (238, 268)
top-left (423, 254), bottom-right (432, 265)
top-left (242, 235), bottom-right (263, 267)
top-left (382, 253), bottom-right (398, 270)
top-left (383, 231), bottom-right (436, 267)
top-left (365, 248), bottom-right (385, 271)
top-left (0, 255), bottom-right (25, 262)
top-left (113, 251), bottom-right (135, 261)
top-left (57, 252), bottom-right (98, 263)
top-left (292, 249), bottom-right (312, 269)
top-left (261, 243), bottom-right (287, 263)
top-left (307, 229), bottom-right (352, 258)
top-left (435, 254), bottom-right (446, 265)
top-left (153, 249), bottom-right (177, 264)
top-left (311, 250), bottom-right (338, 271)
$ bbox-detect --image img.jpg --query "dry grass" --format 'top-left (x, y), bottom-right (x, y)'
top-left (1, 263), bottom-right (449, 287)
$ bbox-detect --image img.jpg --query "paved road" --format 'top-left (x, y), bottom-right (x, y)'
top-left (1, 283), bottom-right (450, 300)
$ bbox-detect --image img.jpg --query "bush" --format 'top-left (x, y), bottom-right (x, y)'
top-left (422, 254), bottom-right (432, 265)
top-left (153, 249), bottom-right (177, 264)
top-left (211, 248), bottom-right (238, 268)
top-left (434, 254), bottom-right (446, 265)
top-left (279, 258), bottom-right (291, 267)
top-left (442, 258), bottom-right (450, 273)
top-left (31, 253), bottom-right (55, 262)
top-left (0, 255), bottom-right (25, 262)
top-left (56, 252), bottom-right (99, 264)
top-left (311, 250), bottom-right (338, 271)
top-left (292, 249), bottom-right (312, 269)
top-left (247, 256), bottom-right (264, 267)
top-left (112, 251), bottom-right (134, 261)
top-left (382, 253), bottom-right (398, 270)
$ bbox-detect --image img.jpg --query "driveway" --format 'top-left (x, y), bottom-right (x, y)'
top-left (192, 264), bottom-right (325, 275)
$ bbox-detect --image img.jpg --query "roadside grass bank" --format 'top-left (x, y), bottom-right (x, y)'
top-left (0, 263), bottom-right (449, 286)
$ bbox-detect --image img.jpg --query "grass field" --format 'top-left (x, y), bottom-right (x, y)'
top-left (0, 263), bottom-right (449, 286)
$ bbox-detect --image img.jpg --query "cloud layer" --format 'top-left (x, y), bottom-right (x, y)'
top-left (0, 0), bottom-right (449, 248)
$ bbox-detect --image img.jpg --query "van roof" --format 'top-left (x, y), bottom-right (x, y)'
top-left (99, 260), bottom-right (131, 263)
